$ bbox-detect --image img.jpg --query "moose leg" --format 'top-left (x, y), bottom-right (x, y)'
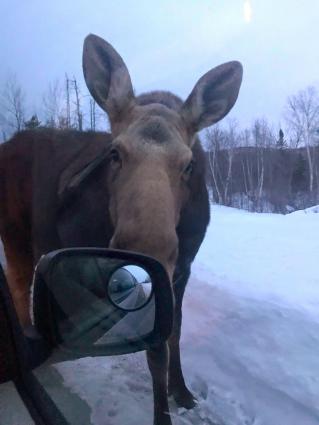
top-left (147, 342), bottom-right (172, 425)
top-left (168, 271), bottom-right (196, 409)
top-left (2, 236), bottom-right (33, 328)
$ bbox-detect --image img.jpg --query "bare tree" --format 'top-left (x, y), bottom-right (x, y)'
top-left (0, 111), bottom-right (7, 142)
top-left (223, 118), bottom-right (239, 205)
top-left (206, 120), bottom-right (240, 206)
top-left (1, 74), bottom-right (26, 132)
top-left (42, 74), bottom-right (108, 132)
top-left (205, 117), bottom-right (317, 213)
top-left (206, 125), bottom-right (223, 203)
top-left (42, 79), bottom-right (63, 127)
top-left (239, 128), bottom-right (253, 206)
top-left (89, 98), bottom-right (96, 131)
top-left (251, 118), bottom-right (274, 210)
top-left (285, 86), bottom-right (319, 193)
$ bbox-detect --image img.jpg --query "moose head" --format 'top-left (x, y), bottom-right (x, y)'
top-left (83, 34), bottom-right (243, 280)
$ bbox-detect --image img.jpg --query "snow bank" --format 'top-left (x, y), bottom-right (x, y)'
top-left (289, 205), bottom-right (319, 215)
top-left (193, 205), bottom-right (319, 318)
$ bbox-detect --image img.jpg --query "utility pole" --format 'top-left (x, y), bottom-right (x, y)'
top-left (65, 73), bottom-right (71, 128)
top-left (73, 76), bottom-right (83, 131)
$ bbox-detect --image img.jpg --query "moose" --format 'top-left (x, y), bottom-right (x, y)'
top-left (0, 34), bottom-right (242, 424)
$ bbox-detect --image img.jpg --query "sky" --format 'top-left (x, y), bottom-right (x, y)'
top-left (0, 0), bottom-right (318, 130)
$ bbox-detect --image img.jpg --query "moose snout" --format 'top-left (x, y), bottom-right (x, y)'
top-left (110, 228), bottom-right (178, 280)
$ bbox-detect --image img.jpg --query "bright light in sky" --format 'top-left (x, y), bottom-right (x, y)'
top-left (1, 0), bottom-right (318, 129)
top-left (244, 0), bottom-right (252, 23)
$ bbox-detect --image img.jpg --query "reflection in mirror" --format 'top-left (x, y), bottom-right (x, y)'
top-left (47, 255), bottom-right (155, 350)
top-left (108, 266), bottom-right (152, 310)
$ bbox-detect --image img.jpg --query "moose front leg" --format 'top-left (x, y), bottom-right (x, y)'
top-left (2, 235), bottom-right (33, 329)
top-left (147, 342), bottom-right (172, 425)
top-left (168, 271), bottom-right (197, 409)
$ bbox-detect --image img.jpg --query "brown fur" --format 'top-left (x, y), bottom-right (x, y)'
top-left (0, 35), bottom-right (242, 425)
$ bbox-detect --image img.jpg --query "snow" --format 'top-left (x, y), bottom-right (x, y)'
top-left (2, 205), bottom-right (319, 424)
top-left (194, 205), bottom-right (319, 318)
top-left (290, 204), bottom-right (319, 215)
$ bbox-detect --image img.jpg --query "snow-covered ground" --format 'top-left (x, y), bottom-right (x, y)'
top-left (194, 205), bottom-right (319, 318)
top-left (2, 205), bottom-right (319, 424)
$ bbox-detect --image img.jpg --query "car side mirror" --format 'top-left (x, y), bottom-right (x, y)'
top-left (32, 248), bottom-right (174, 358)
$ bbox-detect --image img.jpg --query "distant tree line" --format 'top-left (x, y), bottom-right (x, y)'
top-left (0, 73), bottom-right (108, 142)
top-left (0, 74), bottom-right (318, 212)
top-left (205, 86), bottom-right (319, 212)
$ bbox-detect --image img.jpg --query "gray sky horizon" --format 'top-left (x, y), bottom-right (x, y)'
top-left (1, 0), bottom-right (318, 131)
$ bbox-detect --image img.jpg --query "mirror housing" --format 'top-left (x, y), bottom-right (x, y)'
top-left (32, 248), bottom-right (174, 358)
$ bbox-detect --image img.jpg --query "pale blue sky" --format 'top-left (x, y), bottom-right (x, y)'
top-left (0, 0), bottom-right (318, 128)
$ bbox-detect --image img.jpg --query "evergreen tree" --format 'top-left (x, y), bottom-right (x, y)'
top-left (292, 152), bottom-right (307, 192)
top-left (24, 114), bottom-right (41, 129)
top-left (276, 128), bottom-right (286, 149)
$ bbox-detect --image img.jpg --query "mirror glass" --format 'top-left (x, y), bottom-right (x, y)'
top-left (108, 265), bottom-right (152, 310)
top-left (46, 255), bottom-right (155, 350)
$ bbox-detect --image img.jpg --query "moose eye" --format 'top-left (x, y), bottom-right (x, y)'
top-left (110, 148), bottom-right (121, 163)
top-left (184, 159), bottom-right (194, 177)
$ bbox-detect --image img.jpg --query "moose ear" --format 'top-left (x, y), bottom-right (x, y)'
top-left (83, 34), bottom-right (135, 123)
top-left (181, 61), bottom-right (243, 133)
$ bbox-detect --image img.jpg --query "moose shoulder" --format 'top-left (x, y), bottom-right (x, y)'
top-left (0, 34), bottom-right (242, 425)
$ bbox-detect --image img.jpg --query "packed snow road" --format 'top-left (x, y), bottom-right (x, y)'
top-left (49, 278), bottom-right (319, 425)
top-left (1, 205), bottom-right (319, 424)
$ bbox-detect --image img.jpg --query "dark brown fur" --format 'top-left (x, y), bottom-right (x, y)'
top-left (0, 34), bottom-right (242, 425)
